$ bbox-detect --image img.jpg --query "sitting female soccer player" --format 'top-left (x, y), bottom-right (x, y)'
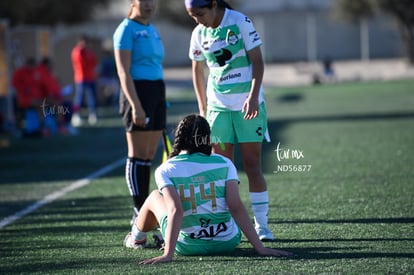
top-left (124, 114), bottom-right (290, 264)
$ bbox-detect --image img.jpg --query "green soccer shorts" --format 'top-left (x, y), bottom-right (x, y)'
top-left (159, 214), bottom-right (242, 256)
top-left (206, 103), bottom-right (270, 144)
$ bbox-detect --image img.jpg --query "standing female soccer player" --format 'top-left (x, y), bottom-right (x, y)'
top-left (185, 0), bottom-right (275, 241)
top-left (124, 114), bottom-right (290, 264)
top-left (113, 0), bottom-right (166, 223)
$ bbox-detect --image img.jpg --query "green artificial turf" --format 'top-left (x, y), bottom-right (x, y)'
top-left (0, 79), bottom-right (413, 274)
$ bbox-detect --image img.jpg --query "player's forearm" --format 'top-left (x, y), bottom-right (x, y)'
top-left (118, 73), bottom-right (142, 111)
top-left (248, 48), bottom-right (264, 99)
top-left (192, 61), bottom-right (207, 115)
top-left (114, 50), bottom-right (142, 111)
top-left (230, 204), bottom-right (265, 252)
top-left (163, 206), bottom-right (183, 258)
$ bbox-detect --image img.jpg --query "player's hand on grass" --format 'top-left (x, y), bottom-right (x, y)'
top-left (256, 247), bottom-right (292, 257)
top-left (139, 255), bottom-right (173, 265)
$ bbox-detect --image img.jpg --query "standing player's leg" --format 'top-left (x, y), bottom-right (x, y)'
top-left (85, 81), bottom-right (98, 125)
top-left (71, 82), bottom-right (85, 127)
top-left (207, 109), bottom-right (235, 161)
top-left (236, 103), bottom-right (274, 241)
top-left (125, 130), bottom-right (162, 222)
top-left (122, 80), bottom-right (165, 224)
top-left (239, 142), bottom-right (274, 241)
top-left (212, 143), bottom-right (234, 161)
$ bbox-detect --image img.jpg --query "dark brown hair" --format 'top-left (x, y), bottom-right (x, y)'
top-left (199, 0), bottom-right (232, 9)
top-left (170, 114), bottom-right (212, 158)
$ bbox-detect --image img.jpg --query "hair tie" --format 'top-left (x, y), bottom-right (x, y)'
top-left (185, 0), bottom-right (210, 9)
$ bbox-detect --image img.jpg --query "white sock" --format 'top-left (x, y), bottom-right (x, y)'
top-left (131, 223), bottom-right (147, 241)
top-left (249, 191), bottom-right (269, 229)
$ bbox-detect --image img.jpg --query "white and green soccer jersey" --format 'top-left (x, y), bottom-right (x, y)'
top-left (189, 9), bottom-right (265, 111)
top-left (155, 152), bottom-right (241, 255)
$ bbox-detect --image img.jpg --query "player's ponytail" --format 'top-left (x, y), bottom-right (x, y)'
top-left (170, 114), bottom-right (212, 158)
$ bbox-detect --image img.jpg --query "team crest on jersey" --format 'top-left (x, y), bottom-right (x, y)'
top-left (135, 30), bottom-right (149, 38)
top-left (226, 31), bottom-right (238, 46)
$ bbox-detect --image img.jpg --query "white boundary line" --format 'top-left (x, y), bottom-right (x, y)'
top-left (0, 158), bottom-right (125, 229)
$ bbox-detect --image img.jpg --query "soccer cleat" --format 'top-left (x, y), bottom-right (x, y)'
top-left (71, 113), bottom-right (82, 127)
top-left (153, 233), bottom-right (165, 250)
top-left (88, 113), bottom-right (97, 125)
top-left (256, 227), bottom-right (275, 242)
top-left (123, 232), bottom-right (147, 249)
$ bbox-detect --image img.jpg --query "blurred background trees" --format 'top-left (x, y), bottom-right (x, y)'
top-left (0, 0), bottom-right (237, 29)
top-left (0, 0), bottom-right (112, 25)
top-left (157, 0), bottom-right (195, 29)
top-left (335, 0), bottom-right (414, 63)
top-left (156, 0), bottom-right (237, 28)
top-left (0, 0), bottom-right (412, 64)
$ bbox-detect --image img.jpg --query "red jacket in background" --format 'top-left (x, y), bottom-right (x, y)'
top-left (34, 63), bottom-right (62, 101)
top-left (71, 44), bottom-right (97, 83)
top-left (12, 66), bottom-right (42, 108)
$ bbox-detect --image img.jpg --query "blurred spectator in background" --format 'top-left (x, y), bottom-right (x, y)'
top-left (71, 34), bottom-right (98, 127)
top-left (323, 58), bottom-right (336, 83)
top-left (313, 58), bottom-right (336, 85)
top-left (98, 49), bottom-right (119, 108)
top-left (11, 57), bottom-right (43, 137)
top-left (11, 57), bottom-right (77, 137)
top-left (36, 57), bottom-right (76, 136)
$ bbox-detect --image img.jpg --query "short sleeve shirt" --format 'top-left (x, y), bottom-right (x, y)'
top-left (155, 153), bottom-right (240, 245)
top-left (113, 18), bottom-right (164, 80)
top-left (189, 9), bottom-right (265, 111)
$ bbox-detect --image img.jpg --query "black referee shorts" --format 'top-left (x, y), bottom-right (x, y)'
top-left (119, 80), bottom-right (166, 132)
